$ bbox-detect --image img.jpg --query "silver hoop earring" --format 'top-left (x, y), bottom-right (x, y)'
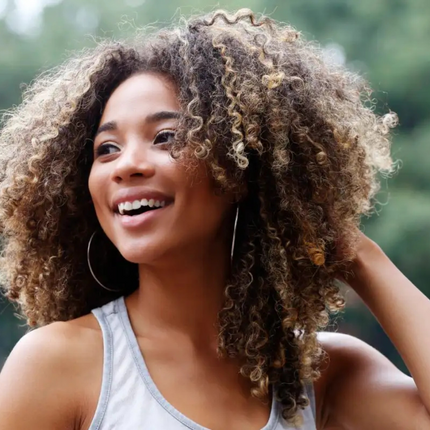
top-left (87, 231), bottom-right (122, 292)
top-left (230, 205), bottom-right (239, 264)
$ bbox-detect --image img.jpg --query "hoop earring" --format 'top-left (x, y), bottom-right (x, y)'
top-left (87, 231), bottom-right (122, 292)
top-left (230, 205), bottom-right (239, 264)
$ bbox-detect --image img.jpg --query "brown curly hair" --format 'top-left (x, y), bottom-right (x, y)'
top-left (0, 9), bottom-right (396, 423)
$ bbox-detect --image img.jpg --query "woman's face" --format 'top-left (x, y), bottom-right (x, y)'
top-left (89, 72), bottom-right (234, 265)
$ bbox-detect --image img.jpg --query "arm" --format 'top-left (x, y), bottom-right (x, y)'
top-left (0, 322), bottom-right (82, 430)
top-left (321, 233), bottom-right (430, 430)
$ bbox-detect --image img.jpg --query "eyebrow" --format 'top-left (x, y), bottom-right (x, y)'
top-left (146, 111), bottom-right (181, 123)
top-left (95, 121), bottom-right (117, 138)
top-left (94, 111), bottom-right (181, 138)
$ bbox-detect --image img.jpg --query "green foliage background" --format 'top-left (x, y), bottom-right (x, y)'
top-left (1, 0), bottom-right (429, 373)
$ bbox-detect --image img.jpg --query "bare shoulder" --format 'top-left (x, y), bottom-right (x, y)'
top-left (317, 331), bottom-right (397, 373)
top-left (314, 332), bottom-right (386, 427)
top-left (315, 331), bottom-right (396, 397)
top-left (315, 332), bottom-right (420, 429)
top-left (318, 331), bottom-right (378, 358)
top-left (0, 313), bottom-right (103, 430)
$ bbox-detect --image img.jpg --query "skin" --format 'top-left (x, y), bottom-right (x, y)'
top-left (0, 73), bottom-right (430, 430)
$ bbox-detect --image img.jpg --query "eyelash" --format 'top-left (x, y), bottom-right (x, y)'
top-left (95, 143), bottom-right (119, 157)
top-left (154, 129), bottom-right (175, 144)
top-left (95, 130), bottom-right (176, 157)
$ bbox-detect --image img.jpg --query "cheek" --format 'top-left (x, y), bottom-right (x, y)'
top-left (88, 168), bottom-right (106, 214)
top-left (182, 178), bottom-right (233, 237)
top-left (179, 160), bottom-right (230, 214)
top-left (88, 170), bottom-right (97, 205)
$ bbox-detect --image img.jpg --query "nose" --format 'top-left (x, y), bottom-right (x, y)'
top-left (111, 142), bottom-right (156, 184)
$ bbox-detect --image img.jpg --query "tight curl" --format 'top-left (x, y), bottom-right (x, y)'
top-left (0, 9), bottom-right (396, 424)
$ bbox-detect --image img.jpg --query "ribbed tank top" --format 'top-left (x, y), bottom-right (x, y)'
top-left (88, 296), bottom-right (317, 430)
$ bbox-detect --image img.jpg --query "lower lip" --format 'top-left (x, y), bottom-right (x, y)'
top-left (116, 205), bottom-right (169, 229)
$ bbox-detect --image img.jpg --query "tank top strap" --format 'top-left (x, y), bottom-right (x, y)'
top-left (304, 382), bottom-right (317, 427)
top-left (89, 299), bottom-right (118, 430)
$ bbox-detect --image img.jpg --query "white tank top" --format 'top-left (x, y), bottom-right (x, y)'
top-left (88, 296), bottom-right (317, 430)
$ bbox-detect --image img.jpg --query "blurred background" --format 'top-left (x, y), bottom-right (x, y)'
top-left (0, 0), bottom-right (429, 373)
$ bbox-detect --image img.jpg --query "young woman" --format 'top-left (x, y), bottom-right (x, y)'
top-left (0, 9), bottom-right (429, 430)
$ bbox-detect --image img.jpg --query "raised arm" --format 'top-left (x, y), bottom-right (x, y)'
top-left (321, 232), bottom-right (430, 430)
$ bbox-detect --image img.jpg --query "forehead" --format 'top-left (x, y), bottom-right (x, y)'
top-left (101, 73), bottom-right (180, 121)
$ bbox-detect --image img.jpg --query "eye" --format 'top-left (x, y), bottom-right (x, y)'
top-left (95, 143), bottom-right (120, 157)
top-left (154, 130), bottom-right (176, 146)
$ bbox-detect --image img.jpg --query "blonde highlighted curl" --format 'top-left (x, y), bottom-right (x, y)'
top-left (0, 9), bottom-right (396, 423)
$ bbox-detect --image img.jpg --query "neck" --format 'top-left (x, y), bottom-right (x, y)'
top-left (126, 241), bottom-right (230, 343)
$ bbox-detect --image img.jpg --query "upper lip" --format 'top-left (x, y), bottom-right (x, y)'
top-left (111, 188), bottom-right (173, 213)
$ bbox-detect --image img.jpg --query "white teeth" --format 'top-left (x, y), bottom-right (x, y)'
top-left (117, 198), bottom-right (167, 214)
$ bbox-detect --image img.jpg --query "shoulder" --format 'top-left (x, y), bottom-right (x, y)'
top-left (4, 313), bottom-right (102, 376)
top-left (317, 331), bottom-right (395, 375)
top-left (0, 314), bottom-right (103, 430)
top-left (314, 332), bottom-right (383, 427)
top-left (315, 332), bottom-right (419, 429)
top-left (315, 331), bottom-right (393, 398)
top-left (318, 331), bottom-right (380, 362)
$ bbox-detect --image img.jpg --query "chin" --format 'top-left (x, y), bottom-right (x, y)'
top-left (118, 241), bottom-right (166, 265)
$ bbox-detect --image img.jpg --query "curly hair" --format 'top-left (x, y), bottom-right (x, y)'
top-left (0, 9), bottom-right (396, 423)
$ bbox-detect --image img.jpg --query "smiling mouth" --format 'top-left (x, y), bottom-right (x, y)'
top-left (117, 198), bottom-right (167, 216)
top-left (122, 206), bottom-right (161, 217)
